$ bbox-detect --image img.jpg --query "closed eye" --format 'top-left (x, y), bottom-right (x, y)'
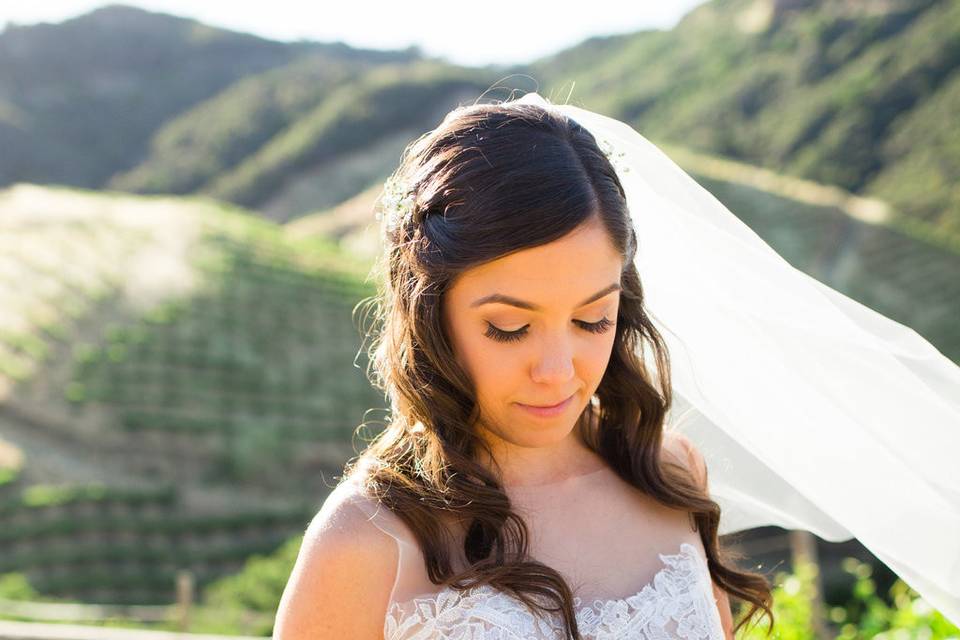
top-left (483, 317), bottom-right (614, 344)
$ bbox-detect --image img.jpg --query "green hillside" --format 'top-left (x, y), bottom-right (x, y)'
top-left (0, 183), bottom-right (383, 605)
top-left (523, 0), bottom-right (960, 237)
top-left (106, 53), bottom-right (382, 196)
top-left (4, 1), bottom-right (958, 236)
top-left (200, 62), bottom-right (500, 215)
top-left (0, 4), bottom-right (421, 190)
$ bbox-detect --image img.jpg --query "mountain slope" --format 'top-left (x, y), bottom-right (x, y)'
top-left (525, 0), bottom-right (959, 234)
top-left (3, 0), bottom-right (959, 235)
top-left (0, 4), bottom-right (420, 190)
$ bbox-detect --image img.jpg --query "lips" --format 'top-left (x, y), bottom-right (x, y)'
top-left (520, 394), bottom-right (574, 409)
top-left (515, 393), bottom-right (575, 418)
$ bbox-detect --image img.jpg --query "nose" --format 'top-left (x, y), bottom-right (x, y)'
top-left (530, 332), bottom-right (576, 385)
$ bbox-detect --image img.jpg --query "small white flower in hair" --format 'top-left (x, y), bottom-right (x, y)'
top-left (378, 174), bottom-right (416, 224)
top-left (598, 137), bottom-right (630, 174)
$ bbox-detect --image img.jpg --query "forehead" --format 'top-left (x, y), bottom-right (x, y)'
top-left (447, 220), bottom-right (623, 307)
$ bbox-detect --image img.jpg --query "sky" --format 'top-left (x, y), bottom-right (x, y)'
top-left (0, 1), bottom-right (708, 67)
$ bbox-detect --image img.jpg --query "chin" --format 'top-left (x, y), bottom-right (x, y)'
top-left (510, 431), bottom-right (575, 449)
top-left (500, 416), bottom-right (578, 446)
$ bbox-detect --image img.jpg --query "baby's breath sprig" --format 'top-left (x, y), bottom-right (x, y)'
top-left (377, 174), bottom-right (416, 224)
top-left (597, 137), bottom-right (630, 174)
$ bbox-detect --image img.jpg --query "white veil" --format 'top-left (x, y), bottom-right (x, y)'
top-left (515, 92), bottom-right (960, 624)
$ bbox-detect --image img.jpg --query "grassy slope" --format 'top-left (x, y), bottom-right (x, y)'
top-left (524, 0), bottom-right (959, 236)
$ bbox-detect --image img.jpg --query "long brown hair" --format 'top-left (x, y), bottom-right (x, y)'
top-left (346, 94), bottom-right (774, 638)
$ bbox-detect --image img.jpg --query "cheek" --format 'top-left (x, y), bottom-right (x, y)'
top-left (448, 323), bottom-right (509, 388)
top-left (579, 331), bottom-right (617, 389)
top-left (466, 339), bottom-right (518, 396)
top-left (597, 331), bottom-right (617, 370)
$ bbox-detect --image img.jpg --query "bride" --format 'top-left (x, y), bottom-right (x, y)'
top-left (272, 91), bottom-right (960, 639)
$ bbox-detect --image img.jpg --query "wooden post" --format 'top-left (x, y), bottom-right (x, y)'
top-left (789, 529), bottom-right (829, 638)
top-left (175, 569), bottom-right (194, 631)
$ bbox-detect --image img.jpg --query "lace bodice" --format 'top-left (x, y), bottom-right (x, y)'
top-left (329, 432), bottom-right (729, 640)
top-left (383, 541), bottom-right (725, 640)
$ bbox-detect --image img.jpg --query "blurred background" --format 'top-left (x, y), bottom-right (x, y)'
top-left (0, 0), bottom-right (958, 637)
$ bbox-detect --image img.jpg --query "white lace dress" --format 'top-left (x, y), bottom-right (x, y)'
top-left (337, 441), bottom-right (728, 640)
top-left (381, 540), bottom-right (724, 640)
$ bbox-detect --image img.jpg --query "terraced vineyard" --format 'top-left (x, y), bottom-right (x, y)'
top-left (0, 183), bottom-right (383, 605)
top-left (0, 481), bottom-right (313, 606)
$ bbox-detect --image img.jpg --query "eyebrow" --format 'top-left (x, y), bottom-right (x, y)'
top-left (470, 283), bottom-right (621, 311)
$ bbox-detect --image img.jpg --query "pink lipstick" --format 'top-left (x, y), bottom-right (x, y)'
top-left (515, 393), bottom-right (575, 418)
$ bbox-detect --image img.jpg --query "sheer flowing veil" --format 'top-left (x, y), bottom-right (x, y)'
top-left (515, 92), bottom-right (960, 624)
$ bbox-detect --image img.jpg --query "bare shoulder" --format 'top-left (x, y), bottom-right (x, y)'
top-left (661, 430), bottom-right (708, 490)
top-left (273, 479), bottom-right (399, 640)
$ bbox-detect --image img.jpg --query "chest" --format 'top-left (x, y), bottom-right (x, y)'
top-left (384, 539), bottom-right (725, 640)
top-left (383, 474), bottom-right (722, 639)
top-left (506, 475), bottom-right (700, 595)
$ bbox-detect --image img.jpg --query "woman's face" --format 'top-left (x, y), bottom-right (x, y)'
top-left (442, 215), bottom-right (623, 454)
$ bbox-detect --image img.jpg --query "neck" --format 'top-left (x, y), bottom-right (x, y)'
top-left (475, 403), bottom-right (604, 487)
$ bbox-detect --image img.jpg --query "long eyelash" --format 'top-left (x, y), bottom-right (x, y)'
top-left (579, 316), bottom-right (614, 334)
top-left (484, 317), bottom-right (614, 343)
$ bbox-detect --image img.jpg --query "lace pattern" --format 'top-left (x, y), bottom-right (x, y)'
top-left (384, 542), bottom-right (725, 640)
